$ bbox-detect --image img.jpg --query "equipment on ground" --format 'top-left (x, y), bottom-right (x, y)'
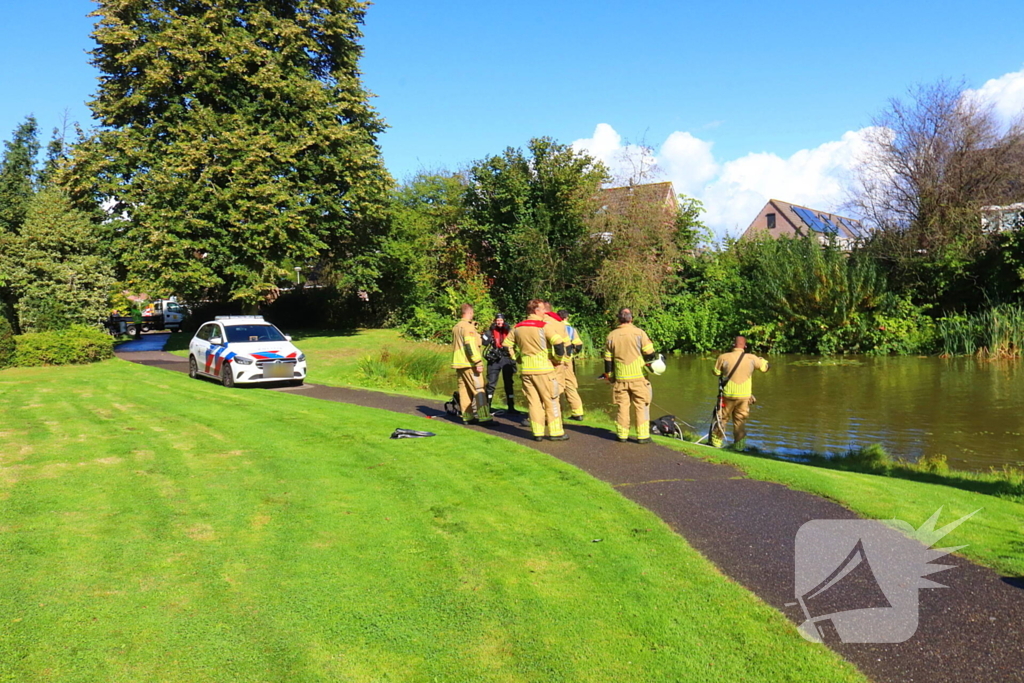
top-left (444, 392), bottom-right (461, 417)
top-left (650, 415), bottom-right (684, 439)
top-left (390, 429), bottom-right (436, 439)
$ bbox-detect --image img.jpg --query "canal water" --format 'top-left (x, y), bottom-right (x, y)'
top-left (570, 355), bottom-right (1023, 472)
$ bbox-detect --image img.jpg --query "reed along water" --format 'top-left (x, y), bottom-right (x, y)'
top-left (572, 355), bottom-right (1023, 472)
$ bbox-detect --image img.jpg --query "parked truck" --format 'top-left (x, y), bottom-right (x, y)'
top-left (104, 299), bottom-right (188, 336)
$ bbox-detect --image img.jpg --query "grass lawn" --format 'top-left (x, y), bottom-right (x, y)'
top-left (0, 360), bottom-right (864, 682)
top-left (655, 438), bottom-right (1024, 578)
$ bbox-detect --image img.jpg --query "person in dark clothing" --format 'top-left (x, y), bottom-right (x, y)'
top-left (481, 313), bottom-right (519, 414)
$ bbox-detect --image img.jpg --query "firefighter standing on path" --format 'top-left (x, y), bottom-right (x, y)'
top-left (711, 336), bottom-right (769, 447)
top-left (482, 313), bottom-right (519, 414)
top-left (451, 304), bottom-right (491, 424)
top-left (504, 299), bottom-right (569, 441)
top-left (543, 303), bottom-right (585, 421)
top-left (604, 308), bottom-right (658, 444)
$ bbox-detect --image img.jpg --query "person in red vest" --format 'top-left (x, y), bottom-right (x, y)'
top-left (481, 313), bottom-right (519, 414)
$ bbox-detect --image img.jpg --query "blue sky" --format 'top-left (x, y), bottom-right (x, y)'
top-left (4, 0), bottom-right (1024, 235)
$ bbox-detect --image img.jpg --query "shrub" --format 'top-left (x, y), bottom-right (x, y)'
top-left (357, 345), bottom-right (450, 393)
top-left (0, 316), bottom-right (14, 368)
top-left (13, 325), bottom-right (114, 366)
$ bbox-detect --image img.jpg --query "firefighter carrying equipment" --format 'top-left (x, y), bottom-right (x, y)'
top-left (713, 347), bottom-right (769, 399)
top-left (648, 354), bottom-right (667, 375)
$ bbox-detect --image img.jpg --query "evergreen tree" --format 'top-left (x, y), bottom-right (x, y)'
top-left (0, 116), bottom-right (40, 235)
top-left (73, 0), bottom-right (391, 305)
top-left (10, 188), bottom-right (115, 333)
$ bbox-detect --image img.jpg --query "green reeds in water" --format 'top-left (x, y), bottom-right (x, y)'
top-left (357, 345), bottom-right (450, 393)
top-left (936, 304), bottom-right (1024, 357)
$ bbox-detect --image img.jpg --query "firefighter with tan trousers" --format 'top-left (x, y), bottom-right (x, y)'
top-left (542, 302), bottom-right (585, 421)
top-left (604, 308), bottom-right (658, 443)
top-left (451, 304), bottom-right (491, 424)
top-left (711, 336), bottom-right (769, 447)
top-left (504, 299), bottom-right (569, 441)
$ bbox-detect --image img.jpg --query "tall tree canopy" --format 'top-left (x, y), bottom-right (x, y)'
top-left (466, 138), bottom-right (608, 317)
top-left (0, 117), bottom-right (40, 236)
top-left (73, 0), bottom-right (391, 304)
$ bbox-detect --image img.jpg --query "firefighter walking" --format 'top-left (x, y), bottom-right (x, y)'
top-left (505, 299), bottom-right (569, 441)
top-left (451, 304), bottom-right (491, 424)
top-left (711, 336), bottom-right (769, 447)
top-left (604, 308), bottom-right (658, 443)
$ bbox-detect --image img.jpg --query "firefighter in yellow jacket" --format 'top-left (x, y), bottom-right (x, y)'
top-left (604, 308), bottom-right (658, 443)
top-left (504, 299), bottom-right (569, 441)
top-left (542, 302), bottom-right (585, 421)
top-left (451, 304), bottom-right (491, 424)
top-left (711, 336), bottom-right (769, 447)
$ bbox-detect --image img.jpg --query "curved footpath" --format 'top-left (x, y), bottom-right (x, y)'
top-left (119, 349), bottom-right (1024, 683)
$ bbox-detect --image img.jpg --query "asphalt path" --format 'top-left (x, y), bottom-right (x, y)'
top-left (118, 350), bottom-right (1024, 683)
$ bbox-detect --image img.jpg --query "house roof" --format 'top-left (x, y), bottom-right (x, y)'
top-left (760, 199), bottom-right (867, 240)
top-left (599, 182), bottom-right (676, 215)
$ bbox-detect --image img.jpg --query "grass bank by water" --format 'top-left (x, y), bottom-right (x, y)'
top-left (0, 360), bottom-right (863, 682)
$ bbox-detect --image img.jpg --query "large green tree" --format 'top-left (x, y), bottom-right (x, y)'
top-left (73, 0), bottom-right (391, 305)
top-left (10, 188), bottom-right (116, 332)
top-left (466, 138), bottom-right (608, 318)
top-left (0, 117), bottom-right (40, 236)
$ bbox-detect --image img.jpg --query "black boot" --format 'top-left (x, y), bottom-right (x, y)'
top-left (506, 395), bottom-right (521, 415)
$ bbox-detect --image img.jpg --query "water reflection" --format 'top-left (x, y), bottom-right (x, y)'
top-left (572, 355), bottom-right (1023, 472)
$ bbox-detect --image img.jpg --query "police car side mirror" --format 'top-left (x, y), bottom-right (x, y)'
top-left (210, 336), bottom-right (223, 346)
top-left (285, 335), bottom-right (292, 342)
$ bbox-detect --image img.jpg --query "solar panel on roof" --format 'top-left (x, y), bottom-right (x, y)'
top-left (792, 206), bottom-right (827, 232)
top-left (838, 217), bottom-right (863, 238)
top-left (817, 214), bottom-right (840, 234)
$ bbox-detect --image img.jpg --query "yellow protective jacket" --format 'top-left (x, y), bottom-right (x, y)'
top-left (714, 347), bottom-right (769, 399)
top-left (451, 320), bottom-right (484, 369)
top-left (503, 315), bottom-right (567, 374)
top-left (544, 313), bottom-right (583, 356)
top-left (604, 323), bottom-right (655, 381)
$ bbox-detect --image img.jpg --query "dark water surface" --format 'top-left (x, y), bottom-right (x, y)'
top-left (571, 355), bottom-right (1023, 472)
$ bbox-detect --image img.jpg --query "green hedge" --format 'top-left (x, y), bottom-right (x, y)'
top-left (0, 316), bottom-right (15, 369)
top-left (12, 325), bottom-right (114, 367)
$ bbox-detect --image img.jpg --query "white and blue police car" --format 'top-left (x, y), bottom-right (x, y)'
top-left (188, 316), bottom-right (307, 387)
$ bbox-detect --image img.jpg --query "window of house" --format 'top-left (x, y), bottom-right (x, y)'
top-left (766, 213), bottom-right (776, 229)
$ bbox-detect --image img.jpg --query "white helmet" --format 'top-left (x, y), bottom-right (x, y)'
top-left (649, 354), bottom-right (666, 375)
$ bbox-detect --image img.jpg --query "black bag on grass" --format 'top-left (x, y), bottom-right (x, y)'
top-left (650, 415), bottom-right (684, 439)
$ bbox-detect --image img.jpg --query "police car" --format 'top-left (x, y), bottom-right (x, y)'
top-left (188, 316), bottom-right (307, 387)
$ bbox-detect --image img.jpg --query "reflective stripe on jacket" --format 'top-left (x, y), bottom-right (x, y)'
top-left (604, 323), bottom-right (655, 381)
top-left (452, 320), bottom-right (483, 369)
top-left (504, 315), bottom-right (567, 374)
top-left (714, 347), bottom-right (769, 398)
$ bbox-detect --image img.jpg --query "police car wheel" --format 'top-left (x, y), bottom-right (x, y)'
top-left (188, 356), bottom-right (198, 379)
top-left (221, 362), bottom-right (235, 388)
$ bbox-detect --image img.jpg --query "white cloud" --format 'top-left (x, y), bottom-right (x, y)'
top-left (966, 66), bottom-right (1024, 128)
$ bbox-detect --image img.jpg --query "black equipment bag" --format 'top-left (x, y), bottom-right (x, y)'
top-left (444, 391), bottom-right (461, 417)
top-left (650, 414), bottom-right (684, 439)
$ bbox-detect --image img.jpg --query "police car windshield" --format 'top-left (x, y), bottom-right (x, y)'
top-left (225, 324), bottom-right (287, 343)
